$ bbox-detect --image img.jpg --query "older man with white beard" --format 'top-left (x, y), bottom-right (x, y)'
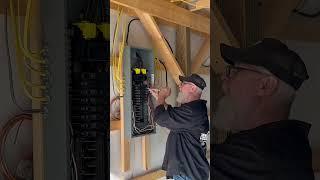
top-left (149, 74), bottom-right (210, 180)
top-left (212, 38), bottom-right (314, 180)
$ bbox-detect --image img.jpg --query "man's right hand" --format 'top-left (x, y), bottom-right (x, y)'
top-left (158, 87), bottom-right (171, 99)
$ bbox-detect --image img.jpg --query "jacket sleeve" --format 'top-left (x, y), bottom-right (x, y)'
top-left (153, 104), bottom-right (193, 130)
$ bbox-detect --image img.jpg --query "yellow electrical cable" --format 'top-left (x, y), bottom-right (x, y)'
top-left (10, 0), bottom-right (45, 64)
top-left (9, 0), bottom-right (47, 101)
top-left (15, 51), bottom-right (47, 101)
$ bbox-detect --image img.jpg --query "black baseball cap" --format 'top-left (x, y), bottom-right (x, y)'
top-left (179, 74), bottom-right (206, 90)
top-left (220, 38), bottom-right (309, 90)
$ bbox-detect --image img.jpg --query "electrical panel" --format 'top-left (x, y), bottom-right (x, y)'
top-left (123, 47), bottom-right (156, 138)
top-left (69, 24), bottom-right (109, 180)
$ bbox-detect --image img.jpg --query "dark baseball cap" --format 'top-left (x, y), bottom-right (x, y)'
top-left (220, 38), bottom-right (309, 90)
top-left (179, 74), bottom-right (206, 90)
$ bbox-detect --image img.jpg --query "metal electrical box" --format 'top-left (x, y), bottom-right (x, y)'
top-left (123, 46), bottom-right (156, 138)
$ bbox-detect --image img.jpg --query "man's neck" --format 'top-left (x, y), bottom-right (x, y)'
top-left (238, 104), bottom-right (290, 130)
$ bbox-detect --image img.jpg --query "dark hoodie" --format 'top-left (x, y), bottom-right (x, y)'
top-left (213, 120), bottom-right (314, 180)
top-left (154, 99), bottom-right (210, 180)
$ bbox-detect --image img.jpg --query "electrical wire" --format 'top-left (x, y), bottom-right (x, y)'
top-left (293, 0), bottom-right (320, 18)
top-left (125, 18), bottom-right (140, 45)
top-left (4, 9), bottom-right (43, 113)
top-left (156, 58), bottom-right (168, 87)
top-left (9, 0), bottom-right (48, 102)
top-left (293, 9), bottom-right (320, 18)
top-left (0, 114), bottom-right (32, 180)
top-left (164, 37), bottom-right (174, 54)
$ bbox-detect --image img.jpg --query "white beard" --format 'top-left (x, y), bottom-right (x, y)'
top-left (214, 95), bottom-right (237, 130)
top-left (176, 92), bottom-right (188, 105)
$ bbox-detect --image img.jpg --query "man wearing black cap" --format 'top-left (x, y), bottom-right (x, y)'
top-left (149, 74), bottom-right (210, 180)
top-left (213, 38), bottom-right (314, 179)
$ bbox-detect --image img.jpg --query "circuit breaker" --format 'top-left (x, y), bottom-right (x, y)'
top-left (69, 24), bottom-right (109, 180)
top-left (123, 47), bottom-right (156, 138)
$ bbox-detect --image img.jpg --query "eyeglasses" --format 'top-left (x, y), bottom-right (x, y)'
top-left (225, 65), bottom-right (270, 78)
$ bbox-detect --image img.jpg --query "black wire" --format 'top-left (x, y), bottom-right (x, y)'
top-left (293, 9), bottom-right (320, 18)
top-left (157, 58), bottom-right (168, 87)
top-left (126, 18), bottom-right (140, 45)
top-left (164, 37), bottom-right (174, 54)
top-left (4, 9), bottom-right (42, 114)
top-left (13, 120), bottom-right (24, 144)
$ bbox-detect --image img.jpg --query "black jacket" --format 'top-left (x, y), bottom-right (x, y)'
top-left (213, 120), bottom-right (314, 180)
top-left (154, 99), bottom-right (210, 180)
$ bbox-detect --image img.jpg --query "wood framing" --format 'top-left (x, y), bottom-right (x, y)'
top-left (135, 9), bottom-right (184, 84)
top-left (191, 0), bottom-right (210, 11)
top-left (141, 136), bottom-right (150, 170)
top-left (111, 0), bottom-right (210, 34)
top-left (198, 66), bottom-right (209, 75)
top-left (191, 38), bottom-right (210, 74)
top-left (212, 5), bottom-right (239, 73)
top-left (30, 0), bottom-right (45, 179)
top-left (133, 169), bottom-right (166, 180)
top-left (176, 20), bottom-right (191, 75)
top-left (0, 0), bottom-right (27, 15)
top-left (111, 121), bottom-right (121, 131)
top-left (120, 95), bottom-right (130, 171)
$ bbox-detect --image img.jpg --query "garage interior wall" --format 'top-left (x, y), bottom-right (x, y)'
top-left (110, 9), bottom-right (210, 179)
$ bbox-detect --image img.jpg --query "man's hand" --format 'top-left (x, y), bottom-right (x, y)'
top-left (158, 87), bottom-right (171, 99)
top-left (149, 87), bottom-right (171, 106)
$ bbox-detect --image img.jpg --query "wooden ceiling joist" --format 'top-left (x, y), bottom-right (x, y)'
top-left (111, 0), bottom-right (210, 34)
top-left (135, 9), bottom-right (184, 85)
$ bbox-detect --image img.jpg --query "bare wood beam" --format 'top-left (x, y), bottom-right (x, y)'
top-left (141, 136), bottom-right (150, 170)
top-left (133, 169), bottom-right (166, 180)
top-left (211, 5), bottom-right (239, 73)
top-left (176, 15), bottom-right (191, 75)
top-left (191, 0), bottom-right (210, 11)
top-left (0, 0), bottom-right (27, 15)
top-left (212, 5), bottom-right (239, 47)
top-left (110, 2), bottom-right (210, 37)
top-left (135, 10), bottom-right (184, 85)
top-left (191, 38), bottom-right (210, 73)
top-left (30, 0), bottom-right (45, 179)
top-left (119, 47), bottom-right (130, 171)
top-left (110, 121), bottom-right (120, 131)
top-left (111, 0), bottom-right (210, 34)
top-left (198, 66), bottom-right (209, 75)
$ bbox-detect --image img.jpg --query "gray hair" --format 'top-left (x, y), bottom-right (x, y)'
top-left (254, 65), bottom-right (296, 106)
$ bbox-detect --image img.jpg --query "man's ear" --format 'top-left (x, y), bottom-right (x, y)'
top-left (257, 76), bottom-right (278, 96)
top-left (191, 85), bottom-right (198, 93)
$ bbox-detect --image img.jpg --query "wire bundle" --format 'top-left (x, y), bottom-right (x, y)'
top-left (111, 8), bottom-right (127, 96)
top-left (8, 0), bottom-right (48, 103)
top-left (0, 114), bottom-right (32, 180)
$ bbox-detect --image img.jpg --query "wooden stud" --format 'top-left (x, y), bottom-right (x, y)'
top-left (29, 0), bottom-right (44, 179)
top-left (133, 169), bottom-right (166, 180)
top-left (0, 0), bottom-right (27, 15)
top-left (110, 121), bottom-right (121, 131)
top-left (176, 12), bottom-right (191, 75)
top-left (135, 10), bottom-right (184, 85)
top-left (111, 0), bottom-right (210, 34)
top-left (141, 136), bottom-right (150, 170)
top-left (191, 38), bottom-right (210, 74)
